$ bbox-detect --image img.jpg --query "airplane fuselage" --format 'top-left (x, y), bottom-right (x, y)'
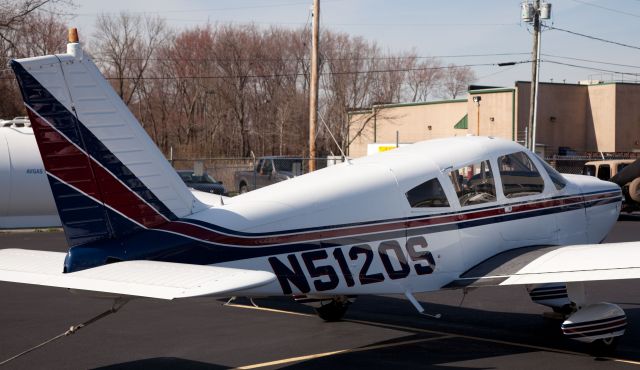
top-left (87, 137), bottom-right (618, 298)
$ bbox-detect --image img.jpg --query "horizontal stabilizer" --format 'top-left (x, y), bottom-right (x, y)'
top-left (0, 249), bottom-right (276, 299)
top-left (445, 242), bottom-right (640, 288)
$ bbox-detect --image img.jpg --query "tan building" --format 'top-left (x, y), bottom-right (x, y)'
top-left (348, 81), bottom-right (640, 157)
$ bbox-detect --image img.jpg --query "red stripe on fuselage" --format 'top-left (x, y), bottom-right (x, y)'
top-left (27, 109), bottom-right (166, 228)
top-left (169, 191), bottom-right (618, 247)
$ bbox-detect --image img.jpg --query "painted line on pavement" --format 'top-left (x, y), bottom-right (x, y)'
top-left (233, 336), bottom-right (455, 369)
top-left (226, 303), bottom-right (640, 366)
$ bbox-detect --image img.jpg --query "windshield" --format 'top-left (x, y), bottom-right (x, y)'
top-left (180, 172), bottom-right (217, 183)
top-left (540, 159), bottom-right (567, 190)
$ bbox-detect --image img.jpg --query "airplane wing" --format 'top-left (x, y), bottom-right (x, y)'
top-left (0, 249), bottom-right (276, 299)
top-left (444, 242), bottom-right (640, 288)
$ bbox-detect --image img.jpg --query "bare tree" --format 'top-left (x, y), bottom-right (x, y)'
top-left (406, 56), bottom-right (444, 102)
top-left (0, 3), bottom-right (69, 117)
top-left (84, 18), bottom-right (479, 159)
top-left (92, 12), bottom-right (169, 105)
top-left (440, 64), bottom-right (475, 99)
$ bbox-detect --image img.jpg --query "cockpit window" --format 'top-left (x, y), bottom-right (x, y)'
top-left (406, 178), bottom-right (450, 208)
top-left (449, 160), bottom-right (496, 206)
top-left (498, 151), bottom-right (545, 198)
top-left (539, 159), bottom-right (567, 190)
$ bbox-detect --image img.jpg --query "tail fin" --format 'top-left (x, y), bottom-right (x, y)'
top-left (11, 37), bottom-right (201, 248)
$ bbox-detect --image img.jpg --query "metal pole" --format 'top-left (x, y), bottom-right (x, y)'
top-left (476, 102), bottom-right (481, 136)
top-left (308, 0), bottom-right (319, 172)
top-left (527, 0), bottom-right (540, 151)
top-left (531, 24), bottom-right (542, 154)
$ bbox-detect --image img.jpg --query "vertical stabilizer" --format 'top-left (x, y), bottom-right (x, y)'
top-left (11, 30), bottom-right (202, 247)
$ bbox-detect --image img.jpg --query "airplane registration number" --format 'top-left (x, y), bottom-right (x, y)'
top-left (267, 236), bottom-right (436, 294)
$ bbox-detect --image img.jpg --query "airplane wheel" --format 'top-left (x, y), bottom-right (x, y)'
top-left (552, 303), bottom-right (575, 316)
top-left (315, 299), bottom-right (349, 322)
top-left (589, 336), bottom-right (619, 356)
top-left (239, 184), bottom-right (248, 194)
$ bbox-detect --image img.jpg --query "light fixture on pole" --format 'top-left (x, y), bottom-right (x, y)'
top-left (473, 96), bottom-right (481, 136)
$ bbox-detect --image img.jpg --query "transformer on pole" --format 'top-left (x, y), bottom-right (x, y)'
top-left (521, 1), bottom-right (551, 153)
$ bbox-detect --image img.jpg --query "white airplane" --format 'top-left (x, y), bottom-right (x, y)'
top-left (0, 117), bottom-right (60, 228)
top-left (1, 32), bottom-right (638, 354)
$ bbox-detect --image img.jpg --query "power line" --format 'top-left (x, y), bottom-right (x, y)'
top-left (544, 59), bottom-right (640, 77)
top-left (542, 53), bottom-right (640, 70)
top-left (74, 1), bottom-right (329, 16)
top-left (91, 52), bottom-right (530, 63)
top-left (570, 0), bottom-right (640, 18)
top-left (545, 25), bottom-right (640, 51)
top-left (84, 62), bottom-right (528, 81)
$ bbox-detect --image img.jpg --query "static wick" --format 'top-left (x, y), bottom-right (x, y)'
top-left (68, 28), bottom-right (79, 43)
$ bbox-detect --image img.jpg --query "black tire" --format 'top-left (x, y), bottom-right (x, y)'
top-left (239, 183), bottom-right (248, 194)
top-left (552, 304), bottom-right (574, 316)
top-left (315, 299), bottom-right (349, 322)
top-left (589, 336), bottom-right (619, 357)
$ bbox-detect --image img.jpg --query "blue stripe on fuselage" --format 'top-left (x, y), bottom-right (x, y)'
top-left (64, 184), bottom-right (621, 272)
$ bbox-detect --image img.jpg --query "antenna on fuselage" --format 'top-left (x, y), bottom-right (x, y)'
top-left (319, 112), bottom-right (351, 165)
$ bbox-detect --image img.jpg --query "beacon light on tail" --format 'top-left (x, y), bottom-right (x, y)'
top-left (1, 28), bottom-right (639, 354)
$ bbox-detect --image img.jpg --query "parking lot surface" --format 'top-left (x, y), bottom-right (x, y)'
top-left (0, 217), bottom-right (639, 369)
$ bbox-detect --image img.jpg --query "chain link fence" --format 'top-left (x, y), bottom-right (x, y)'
top-left (171, 157), bottom-right (346, 195)
top-left (544, 153), bottom-right (640, 175)
top-left (170, 153), bottom-right (639, 195)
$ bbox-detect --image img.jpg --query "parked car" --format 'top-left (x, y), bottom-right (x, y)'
top-left (234, 156), bottom-right (303, 193)
top-left (177, 170), bottom-right (226, 195)
top-left (582, 159), bottom-right (634, 181)
top-left (583, 159), bottom-right (640, 212)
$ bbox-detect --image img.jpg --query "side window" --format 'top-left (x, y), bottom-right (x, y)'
top-left (598, 165), bottom-right (611, 181)
top-left (539, 159), bottom-right (567, 190)
top-left (262, 160), bottom-right (273, 174)
top-left (498, 151), bottom-right (545, 198)
top-left (406, 178), bottom-right (450, 208)
top-left (449, 160), bottom-right (496, 207)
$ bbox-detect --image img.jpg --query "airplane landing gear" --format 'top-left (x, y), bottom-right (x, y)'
top-left (315, 298), bottom-right (350, 322)
top-left (589, 336), bottom-right (620, 357)
top-left (293, 295), bottom-right (354, 321)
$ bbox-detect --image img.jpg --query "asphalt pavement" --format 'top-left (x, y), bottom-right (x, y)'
top-left (0, 216), bottom-right (639, 369)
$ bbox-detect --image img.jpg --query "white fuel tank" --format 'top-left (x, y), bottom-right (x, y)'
top-left (0, 121), bottom-right (60, 228)
top-left (561, 302), bottom-right (626, 343)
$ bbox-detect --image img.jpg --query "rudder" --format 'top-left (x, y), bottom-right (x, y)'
top-left (11, 35), bottom-right (202, 248)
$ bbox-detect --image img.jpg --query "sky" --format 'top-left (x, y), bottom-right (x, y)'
top-left (67, 0), bottom-right (640, 89)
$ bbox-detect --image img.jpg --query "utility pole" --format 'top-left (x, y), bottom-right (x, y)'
top-left (527, 0), bottom-right (540, 152)
top-left (522, 1), bottom-right (551, 153)
top-left (308, 0), bottom-right (319, 172)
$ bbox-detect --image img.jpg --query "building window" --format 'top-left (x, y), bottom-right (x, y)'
top-left (498, 151), bottom-right (545, 198)
top-left (449, 160), bottom-right (496, 206)
top-left (406, 178), bottom-right (450, 208)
